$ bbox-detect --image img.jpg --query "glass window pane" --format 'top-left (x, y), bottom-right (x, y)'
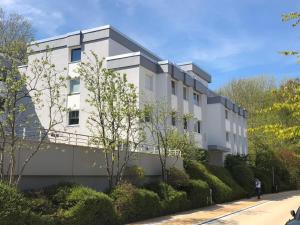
top-left (69, 110), bottom-right (79, 125)
top-left (70, 79), bottom-right (80, 93)
top-left (71, 48), bottom-right (81, 62)
top-left (171, 80), bottom-right (176, 95)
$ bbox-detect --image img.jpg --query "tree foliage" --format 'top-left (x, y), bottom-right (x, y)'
top-left (250, 79), bottom-right (300, 146)
top-left (77, 51), bottom-right (142, 189)
top-left (0, 8), bottom-right (33, 63)
top-left (142, 101), bottom-right (191, 182)
top-left (280, 12), bottom-right (300, 63)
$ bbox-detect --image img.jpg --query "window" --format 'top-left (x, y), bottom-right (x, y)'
top-left (144, 111), bottom-right (151, 122)
top-left (171, 112), bottom-right (176, 126)
top-left (71, 48), bottom-right (81, 62)
top-left (233, 134), bottom-right (236, 144)
top-left (183, 86), bottom-right (188, 100)
top-left (225, 110), bottom-right (229, 119)
top-left (193, 93), bottom-right (200, 106)
top-left (183, 117), bottom-right (188, 130)
top-left (194, 120), bottom-right (201, 133)
top-left (70, 79), bottom-right (80, 94)
top-left (145, 74), bottom-right (153, 91)
top-left (69, 110), bottom-right (79, 125)
top-left (0, 97), bottom-right (4, 111)
top-left (171, 80), bottom-right (176, 95)
top-left (226, 132), bottom-right (230, 142)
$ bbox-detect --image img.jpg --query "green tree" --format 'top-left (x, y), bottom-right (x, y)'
top-left (218, 76), bottom-right (277, 155)
top-left (251, 79), bottom-right (300, 146)
top-left (77, 51), bottom-right (143, 189)
top-left (0, 47), bottom-right (67, 185)
top-left (143, 101), bottom-right (191, 182)
top-left (0, 8), bottom-right (33, 63)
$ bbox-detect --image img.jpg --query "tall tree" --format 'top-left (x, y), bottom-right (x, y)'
top-left (0, 47), bottom-right (67, 185)
top-left (0, 8), bottom-right (33, 63)
top-left (252, 79), bottom-right (300, 146)
top-left (15, 49), bottom-right (67, 185)
top-left (143, 101), bottom-right (190, 182)
top-left (218, 76), bottom-right (277, 156)
top-left (77, 52), bottom-right (143, 190)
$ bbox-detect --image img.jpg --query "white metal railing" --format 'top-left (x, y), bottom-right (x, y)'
top-left (9, 128), bottom-right (181, 157)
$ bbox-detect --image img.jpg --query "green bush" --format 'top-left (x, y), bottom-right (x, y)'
top-left (167, 167), bottom-right (189, 189)
top-left (225, 154), bottom-right (248, 171)
top-left (62, 186), bottom-right (118, 225)
top-left (111, 182), bottom-right (161, 223)
top-left (124, 166), bottom-right (145, 187)
top-left (208, 165), bottom-right (246, 200)
top-left (184, 160), bottom-right (233, 203)
top-left (182, 179), bottom-right (211, 208)
top-left (145, 182), bottom-right (190, 214)
top-left (0, 182), bottom-right (45, 225)
top-left (42, 182), bottom-right (77, 209)
top-left (230, 164), bottom-right (255, 195)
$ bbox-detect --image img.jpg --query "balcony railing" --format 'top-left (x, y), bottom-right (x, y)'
top-left (7, 128), bottom-right (181, 157)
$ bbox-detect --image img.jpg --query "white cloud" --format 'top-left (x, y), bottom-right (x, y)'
top-left (1, 0), bottom-right (65, 37)
top-left (0, 0), bottom-right (15, 6)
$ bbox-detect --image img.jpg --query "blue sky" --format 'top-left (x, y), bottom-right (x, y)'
top-left (1, 0), bottom-right (299, 89)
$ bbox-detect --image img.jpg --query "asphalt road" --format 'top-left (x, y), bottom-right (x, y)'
top-left (202, 191), bottom-right (300, 225)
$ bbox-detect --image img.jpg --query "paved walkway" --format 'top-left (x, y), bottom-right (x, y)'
top-left (129, 190), bottom-right (300, 225)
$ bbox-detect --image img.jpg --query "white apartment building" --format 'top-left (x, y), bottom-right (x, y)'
top-left (21, 25), bottom-right (248, 166)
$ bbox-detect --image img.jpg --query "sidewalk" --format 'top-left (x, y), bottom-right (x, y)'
top-left (128, 191), bottom-right (298, 225)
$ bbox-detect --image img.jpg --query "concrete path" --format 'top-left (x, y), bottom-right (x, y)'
top-left (129, 190), bottom-right (300, 225)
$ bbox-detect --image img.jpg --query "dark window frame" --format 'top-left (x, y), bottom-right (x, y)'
top-left (171, 80), bottom-right (176, 95)
top-left (193, 92), bottom-right (200, 105)
top-left (183, 117), bottom-right (188, 130)
top-left (183, 86), bottom-right (188, 100)
top-left (69, 110), bottom-right (79, 125)
top-left (71, 48), bottom-right (81, 62)
top-left (69, 79), bottom-right (80, 94)
top-left (171, 112), bottom-right (176, 126)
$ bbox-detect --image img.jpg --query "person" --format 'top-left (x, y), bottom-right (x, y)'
top-left (255, 178), bottom-right (261, 199)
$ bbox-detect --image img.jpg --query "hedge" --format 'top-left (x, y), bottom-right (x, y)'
top-left (182, 179), bottom-right (211, 208)
top-left (208, 165), bottom-right (247, 200)
top-left (145, 182), bottom-right (190, 214)
top-left (0, 182), bottom-right (49, 225)
top-left (62, 186), bottom-right (118, 225)
top-left (26, 183), bottom-right (118, 225)
top-left (167, 166), bottom-right (190, 189)
top-left (124, 166), bottom-right (145, 187)
top-left (184, 160), bottom-right (233, 203)
top-left (111, 182), bottom-right (161, 224)
top-left (230, 164), bottom-right (255, 195)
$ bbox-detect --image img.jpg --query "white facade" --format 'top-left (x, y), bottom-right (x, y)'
top-left (21, 25), bottom-right (248, 166)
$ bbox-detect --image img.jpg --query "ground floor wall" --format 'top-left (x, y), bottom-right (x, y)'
top-left (3, 140), bottom-right (183, 191)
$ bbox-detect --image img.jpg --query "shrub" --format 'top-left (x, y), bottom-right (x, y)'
top-left (0, 182), bottom-right (42, 225)
top-left (111, 182), bottom-right (161, 223)
top-left (62, 186), bottom-right (118, 225)
top-left (42, 182), bottom-right (77, 209)
top-left (182, 179), bottom-right (211, 208)
top-left (145, 182), bottom-right (190, 214)
top-left (208, 165), bottom-right (246, 200)
top-left (124, 166), bottom-right (145, 187)
top-left (184, 160), bottom-right (233, 203)
top-left (231, 164), bottom-right (255, 195)
top-left (167, 167), bottom-right (189, 189)
top-left (225, 154), bottom-right (248, 171)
